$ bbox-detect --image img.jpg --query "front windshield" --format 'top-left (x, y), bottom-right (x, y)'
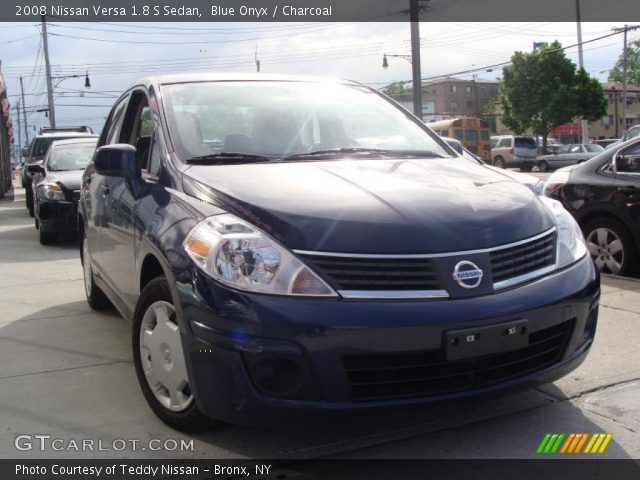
top-left (46, 143), bottom-right (97, 171)
top-left (161, 81), bottom-right (450, 161)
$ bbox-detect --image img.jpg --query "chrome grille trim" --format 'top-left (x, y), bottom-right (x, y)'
top-left (293, 227), bottom-right (557, 259)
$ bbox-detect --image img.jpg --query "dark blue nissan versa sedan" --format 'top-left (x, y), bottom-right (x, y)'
top-left (79, 74), bottom-right (599, 430)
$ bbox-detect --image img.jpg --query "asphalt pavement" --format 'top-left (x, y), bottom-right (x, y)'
top-left (0, 183), bottom-right (638, 460)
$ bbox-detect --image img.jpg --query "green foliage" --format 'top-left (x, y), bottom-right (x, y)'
top-left (383, 82), bottom-right (409, 97)
top-left (608, 39), bottom-right (640, 85)
top-left (499, 41), bottom-right (607, 146)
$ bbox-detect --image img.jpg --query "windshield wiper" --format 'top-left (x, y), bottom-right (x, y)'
top-left (283, 148), bottom-right (445, 161)
top-left (186, 152), bottom-right (274, 165)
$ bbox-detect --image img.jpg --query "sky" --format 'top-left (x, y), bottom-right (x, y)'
top-left (0, 21), bottom-right (636, 148)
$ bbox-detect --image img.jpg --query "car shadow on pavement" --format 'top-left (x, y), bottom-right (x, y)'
top-left (0, 303), bottom-right (634, 459)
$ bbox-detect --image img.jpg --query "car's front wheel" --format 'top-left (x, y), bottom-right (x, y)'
top-left (39, 227), bottom-right (57, 245)
top-left (583, 217), bottom-right (638, 276)
top-left (133, 277), bottom-right (212, 431)
top-left (494, 156), bottom-right (505, 168)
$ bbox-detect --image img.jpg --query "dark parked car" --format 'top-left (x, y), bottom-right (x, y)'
top-left (22, 127), bottom-right (97, 216)
top-left (545, 136), bottom-right (640, 276)
top-left (80, 74), bottom-right (599, 430)
top-left (28, 138), bottom-right (97, 245)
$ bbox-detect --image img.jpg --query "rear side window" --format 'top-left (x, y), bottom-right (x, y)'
top-left (514, 137), bottom-right (536, 148)
top-left (464, 130), bottom-right (478, 141)
top-left (498, 138), bottom-right (511, 148)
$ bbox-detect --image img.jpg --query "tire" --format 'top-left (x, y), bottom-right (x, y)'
top-left (538, 160), bottom-right (550, 172)
top-left (133, 277), bottom-right (213, 432)
top-left (494, 156), bottom-right (506, 169)
top-left (39, 228), bottom-right (57, 245)
top-left (81, 233), bottom-right (112, 310)
top-left (583, 216), bottom-right (638, 276)
top-left (520, 165), bottom-right (533, 172)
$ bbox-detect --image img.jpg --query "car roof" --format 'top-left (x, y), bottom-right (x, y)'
top-left (131, 73), bottom-right (361, 90)
top-left (48, 137), bottom-right (98, 147)
top-left (35, 132), bottom-right (97, 139)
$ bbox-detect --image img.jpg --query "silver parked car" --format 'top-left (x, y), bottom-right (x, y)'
top-left (537, 143), bottom-right (604, 172)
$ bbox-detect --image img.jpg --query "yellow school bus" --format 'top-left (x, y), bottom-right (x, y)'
top-left (427, 117), bottom-right (492, 161)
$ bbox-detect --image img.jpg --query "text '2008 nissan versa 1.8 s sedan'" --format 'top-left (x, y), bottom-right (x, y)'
top-left (79, 74), bottom-right (600, 431)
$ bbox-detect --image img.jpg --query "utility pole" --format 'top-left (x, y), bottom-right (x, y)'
top-left (622, 25), bottom-right (628, 134)
top-left (409, 0), bottom-right (422, 120)
top-left (19, 75), bottom-right (29, 145)
top-left (611, 25), bottom-right (640, 137)
top-left (575, 0), bottom-right (588, 144)
top-left (15, 99), bottom-right (22, 160)
top-left (41, 15), bottom-right (56, 128)
top-left (255, 46), bottom-right (260, 73)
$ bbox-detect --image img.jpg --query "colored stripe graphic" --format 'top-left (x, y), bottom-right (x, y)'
top-left (574, 433), bottom-right (589, 453)
top-left (598, 433), bottom-right (613, 453)
top-left (539, 433), bottom-right (613, 454)
top-left (537, 433), bottom-right (552, 454)
top-left (560, 433), bottom-right (575, 453)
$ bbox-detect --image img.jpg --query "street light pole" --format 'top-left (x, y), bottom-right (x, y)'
top-left (410, 0), bottom-right (422, 120)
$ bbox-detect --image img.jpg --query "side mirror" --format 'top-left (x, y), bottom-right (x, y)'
top-left (94, 144), bottom-right (148, 198)
top-left (27, 164), bottom-right (45, 175)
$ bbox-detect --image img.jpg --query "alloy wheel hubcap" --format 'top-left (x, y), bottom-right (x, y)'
top-left (82, 237), bottom-right (92, 297)
top-left (139, 301), bottom-right (193, 412)
top-left (586, 227), bottom-right (624, 274)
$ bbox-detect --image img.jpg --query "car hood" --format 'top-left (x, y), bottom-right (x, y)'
top-left (184, 158), bottom-right (555, 254)
top-left (46, 170), bottom-right (83, 191)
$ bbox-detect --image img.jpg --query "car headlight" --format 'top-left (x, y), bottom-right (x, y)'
top-left (540, 197), bottom-right (587, 269)
top-left (183, 214), bottom-right (337, 297)
top-left (37, 183), bottom-right (65, 201)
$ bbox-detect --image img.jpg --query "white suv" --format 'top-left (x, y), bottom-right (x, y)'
top-left (490, 135), bottom-right (538, 172)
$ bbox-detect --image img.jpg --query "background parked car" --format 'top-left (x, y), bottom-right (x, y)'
top-left (537, 143), bottom-right (604, 172)
top-left (443, 136), bottom-right (544, 194)
top-left (28, 138), bottom-right (97, 245)
top-left (593, 138), bottom-right (619, 149)
top-left (490, 135), bottom-right (538, 171)
top-left (545, 136), bottom-right (640, 276)
top-left (21, 126), bottom-right (96, 216)
top-left (605, 125), bottom-right (640, 150)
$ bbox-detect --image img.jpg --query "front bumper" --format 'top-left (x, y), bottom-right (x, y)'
top-left (37, 200), bottom-right (77, 233)
top-left (176, 255), bottom-right (599, 424)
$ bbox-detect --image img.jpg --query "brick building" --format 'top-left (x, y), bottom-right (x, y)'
top-left (389, 76), bottom-right (501, 122)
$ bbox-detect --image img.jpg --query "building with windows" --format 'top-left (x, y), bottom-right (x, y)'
top-left (588, 81), bottom-right (640, 140)
top-left (386, 76), bottom-right (501, 123)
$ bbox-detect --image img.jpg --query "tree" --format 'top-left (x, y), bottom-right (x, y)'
top-left (499, 41), bottom-right (607, 151)
top-left (608, 39), bottom-right (640, 86)
top-left (383, 82), bottom-right (409, 97)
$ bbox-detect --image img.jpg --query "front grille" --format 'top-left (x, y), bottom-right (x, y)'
top-left (343, 319), bottom-right (573, 401)
top-left (490, 231), bottom-right (556, 283)
top-left (298, 255), bottom-right (442, 291)
top-left (66, 189), bottom-right (81, 204)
